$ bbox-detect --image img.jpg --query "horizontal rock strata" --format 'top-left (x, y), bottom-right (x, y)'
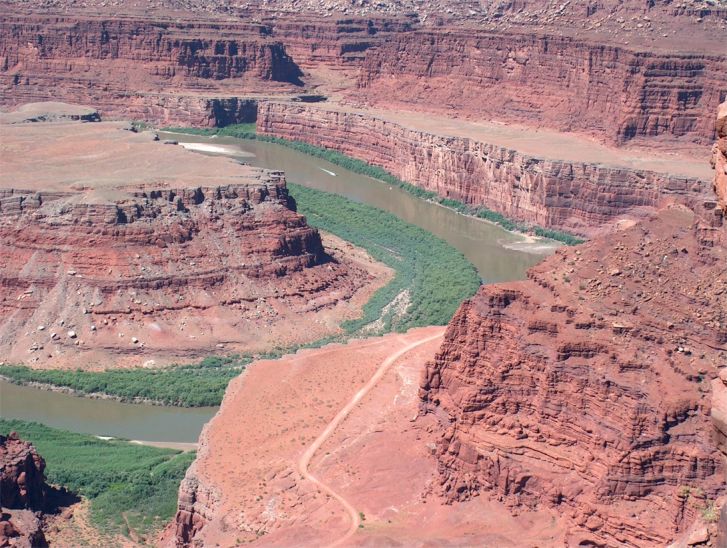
top-left (419, 102), bottom-right (727, 546)
top-left (356, 28), bottom-right (727, 147)
top-left (258, 101), bottom-right (709, 235)
top-left (0, 10), bottom-right (302, 125)
top-left (0, 111), bottom-right (375, 368)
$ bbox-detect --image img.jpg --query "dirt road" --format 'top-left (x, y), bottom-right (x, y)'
top-left (297, 329), bottom-right (445, 547)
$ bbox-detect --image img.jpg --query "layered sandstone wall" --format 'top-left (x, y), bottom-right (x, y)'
top-left (0, 177), bottom-right (373, 368)
top-left (420, 208), bottom-right (727, 545)
top-left (356, 29), bottom-right (727, 147)
top-left (258, 13), bottom-right (415, 70)
top-left (0, 12), bottom-right (301, 124)
top-left (419, 104), bottom-right (727, 546)
top-left (258, 101), bottom-right (708, 235)
top-left (0, 113), bottom-right (377, 369)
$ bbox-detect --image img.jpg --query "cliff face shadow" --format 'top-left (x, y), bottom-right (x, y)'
top-left (45, 486), bottom-right (81, 515)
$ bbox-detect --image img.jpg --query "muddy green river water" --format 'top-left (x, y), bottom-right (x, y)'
top-left (0, 134), bottom-right (556, 442)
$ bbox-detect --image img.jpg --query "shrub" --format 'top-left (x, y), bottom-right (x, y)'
top-left (0, 419), bottom-right (194, 540)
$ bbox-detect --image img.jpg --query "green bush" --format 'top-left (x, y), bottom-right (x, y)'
top-left (163, 123), bottom-right (257, 139)
top-left (0, 419), bottom-right (194, 541)
top-left (289, 183), bottom-right (480, 333)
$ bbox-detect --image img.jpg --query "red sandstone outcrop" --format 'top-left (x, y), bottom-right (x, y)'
top-left (421, 207), bottom-right (727, 546)
top-left (0, 433), bottom-right (48, 548)
top-left (419, 104), bottom-right (727, 546)
top-left (0, 433), bottom-right (46, 512)
top-left (355, 28), bottom-right (727, 147)
top-left (258, 101), bottom-right (710, 236)
top-left (0, 509), bottom-right (47, 548)
top-left (0, 9), bottom-right (302, 126)
top-left (0, 107), bottom-right (383, 369)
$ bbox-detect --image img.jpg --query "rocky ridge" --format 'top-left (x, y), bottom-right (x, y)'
top-left (419, 103), bottom-right (727, 546)
top-left (0, 10), bottom-right (302, 125)
top-left (258, 101), bottom-right (710, 236)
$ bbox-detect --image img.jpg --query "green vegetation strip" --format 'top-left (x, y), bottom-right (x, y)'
top-left (163, 123), bottom-right (585, 246)
top-left (0, 356), bottom-right (243, 407)
top-left (290, 183), bottom-right (480, 332)
top-left (0, 418), bottom-right (194, 541)
top-left (0, 184), bottom-right (479, 406)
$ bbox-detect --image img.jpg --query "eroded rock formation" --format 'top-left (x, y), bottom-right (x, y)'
top-left (0, 433), bottom-right (48, 548)
top-left (0, 433), bottom-right (46, 512)
top-left (355, 28), bottom-right (727, 147)
top-left (0, 10), bottom-right (302, 125)
top-left (419, 103), bottom-right (727, 546)
top-left (0, 107), bottom-right (379, 368)
top-left (258, 101), bottom-right (710, 235)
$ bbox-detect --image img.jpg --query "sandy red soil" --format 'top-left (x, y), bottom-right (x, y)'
top-left (169, 327), bottom-right (566, 546)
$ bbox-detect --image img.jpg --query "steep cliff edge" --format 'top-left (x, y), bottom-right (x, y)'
top-left (258, 102), bottom-right (710, 236)
top-left (0, 106), bottom-right (381, 369)
top-left (0, 10), bottom-right (302, 125)
top-left (355, 28), bottom-right (727, 148)
top-left (419, 103), bottom-right (727, 546)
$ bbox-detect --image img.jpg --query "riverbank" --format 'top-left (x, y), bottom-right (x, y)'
top-left (162, 124), bottom-right (584, 245)
top-left (0, 418), bottom-right (194, 543)
top-left (0, 184), bottom-right (479, 407)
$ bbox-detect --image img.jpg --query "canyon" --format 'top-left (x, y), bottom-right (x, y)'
top-left (0, 103), bottom-right (388, 369)
top-left (1, 0), bottom-right (727, 546)
top-left (171, 103), bottom-right (727, 547)
top-left (257, 101), bottom-right (713, 236)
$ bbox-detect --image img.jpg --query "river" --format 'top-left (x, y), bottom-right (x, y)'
top-left (162, 134), bottom-right (558, 282)
top-left (0, 134), bottom-right (556, 442)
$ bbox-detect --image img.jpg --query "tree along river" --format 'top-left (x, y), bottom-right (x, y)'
top-left (0, 134), bottom-right (558, 443)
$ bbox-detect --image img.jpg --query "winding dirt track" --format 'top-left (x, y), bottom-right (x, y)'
top-left (297, 329), bottom-right (445, 547)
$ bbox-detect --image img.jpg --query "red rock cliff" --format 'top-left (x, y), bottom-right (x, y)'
top-left (0, 10), bottom-right (302, 125)
top-left (0, 113), bottom-right (374, 369)
top-left (258, 101), bottom-right (709, 235)
top-left (355, 28), bottom-right (727, 148)
top-left (419, 105), bottom-right (727, 546)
